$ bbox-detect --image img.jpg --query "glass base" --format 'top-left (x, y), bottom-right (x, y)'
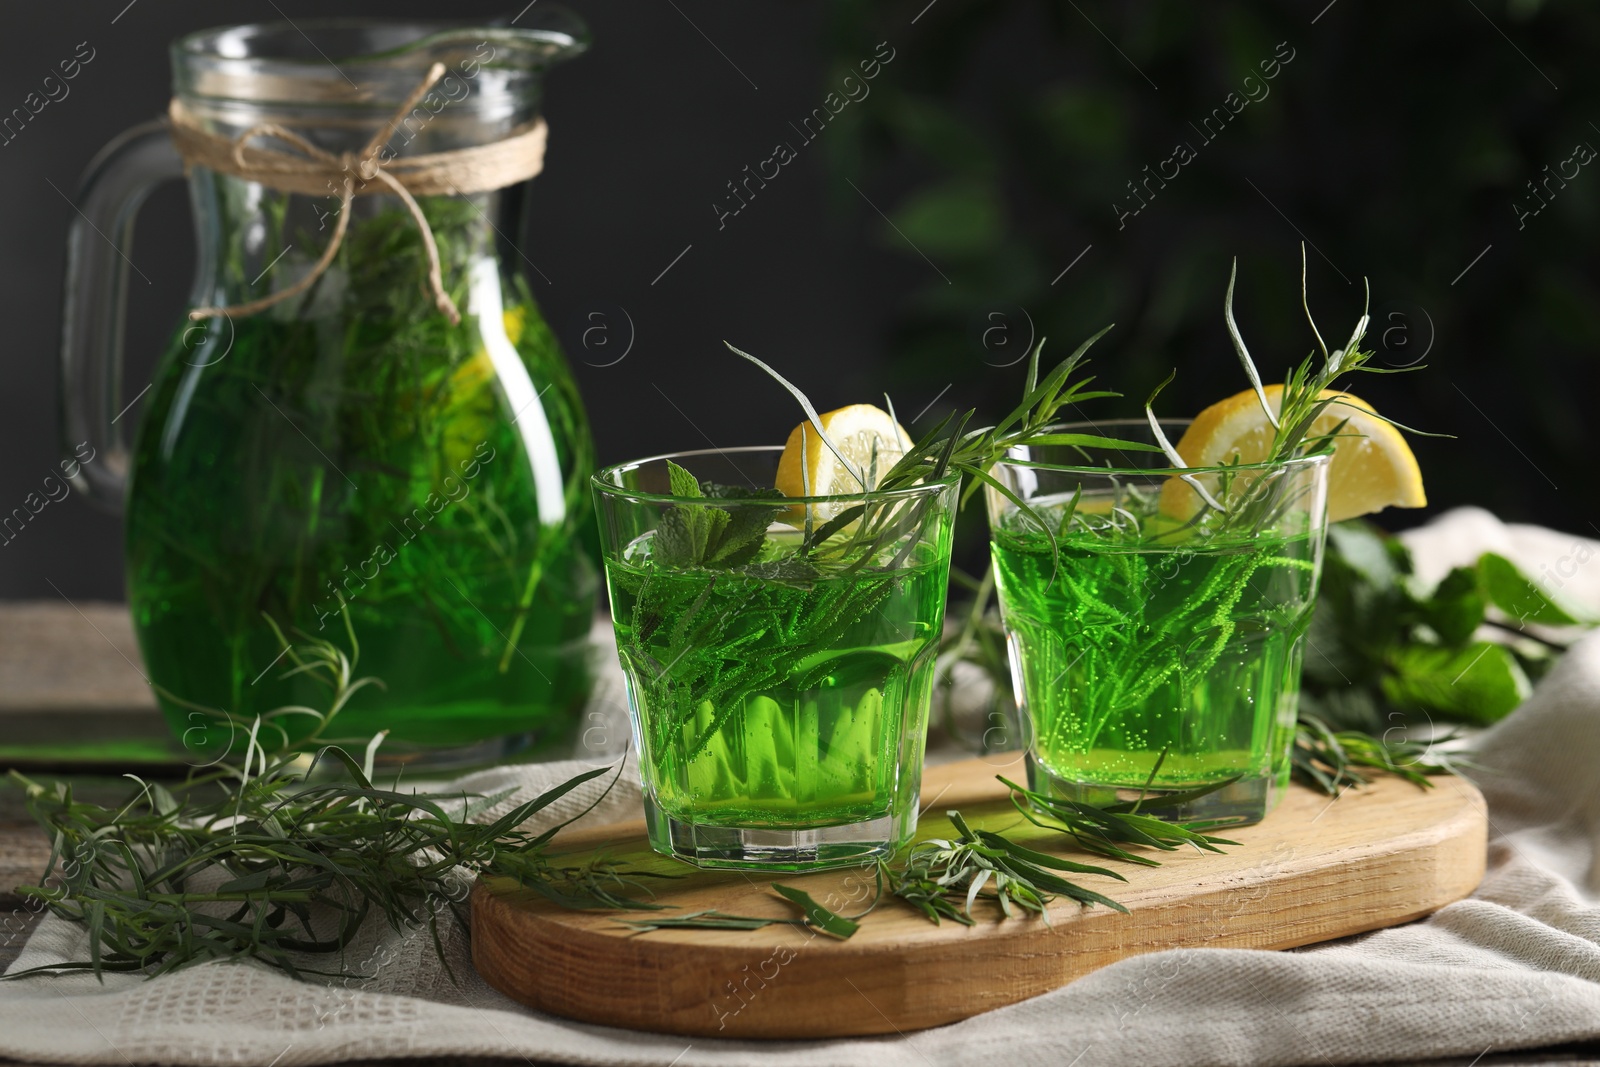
top-left (1025, 753), bottom-right (1278, 827)
top-left (642, 794), bottom-right (910, 871)
top-left (359, 695), bottom-right (607, 773)
top-left (368, 731), bottom-right (540, 773)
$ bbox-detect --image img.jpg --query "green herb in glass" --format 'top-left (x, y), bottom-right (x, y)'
top-left (61, 25), bottom-right (598, 766)
top-left (595, 449), bottom-right (959, 870)
top-left (986, 252), bottom-right (1428, 825)
top-left (127, 196), bottom-right (598, 764)
top-left (592, 332), bottom-right (1157, 871)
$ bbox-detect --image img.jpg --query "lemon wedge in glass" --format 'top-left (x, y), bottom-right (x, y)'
top-left (1159, 384), bottom-right (1426, 523)
top-left (775, 403), bottom-right (912, 499)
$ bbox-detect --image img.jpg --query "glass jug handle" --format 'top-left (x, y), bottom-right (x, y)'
top-left (59, 119), bottom-right (184, 513)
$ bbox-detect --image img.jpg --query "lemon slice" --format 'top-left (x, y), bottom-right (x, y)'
top-left (1158, 384), bottom-right (1426, 523)
top-left (775, 403), bottom-right (911, 500)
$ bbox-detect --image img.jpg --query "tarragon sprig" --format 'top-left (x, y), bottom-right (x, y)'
top-left (624, 770), bottom-right (1241, 939)
top-left (4, 617), bottom-right (661, 981)
top-left (617, 810), bottom-right (1133, 940)
top-left (1146, 245), bottom-right (1440, 533)
top-left (883, 810), bottom-right (1130, 924)
top-left (1001, 771), bottom-right (1241, 865)
top-left (1291, 713), bottom-right (1471, 795)
top-left (726, 328), bottom-right (1162, 571)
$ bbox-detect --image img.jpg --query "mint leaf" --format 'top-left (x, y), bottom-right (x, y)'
top-left (659, 460), bottom-right (730, 564)
top-left (652, 506), bottom-right (723, 566)
top-left (651, 508), bottom-right (696, 566)
top-left (1326, 521), bottom-right (1410, 588)
top-left (704, 503), bottom-right (782, 568)
top-left (1305, 522), bottom-right (1412, 695)
top-left (697, 483), bottom-right (783, 569)
top-left (1381, 641), bottom-right (1531, 725)
top-left (696, 508), bottom-right (732, 559)
top-left (1421, 566), bottom-right (1487, 644)
top-left (1478, 552), bottom-right (1583, 627)
top-left (656, 504), bottom-right (730, 566)
top-left (666, 459), bottom-right (702, 500)
top-left (698, 482), bottom-right (784, 501)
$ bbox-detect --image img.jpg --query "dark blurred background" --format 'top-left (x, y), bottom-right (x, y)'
top-left (2, 0), bottom-right (1594, 601)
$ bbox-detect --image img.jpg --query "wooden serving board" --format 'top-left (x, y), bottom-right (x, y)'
top-left (471, 755), bottom-right (1487, 1038)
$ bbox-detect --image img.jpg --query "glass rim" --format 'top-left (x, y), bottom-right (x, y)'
top-left (992, 418), bottom-right (1333, 478)
top-left (592, 445), bottom-right (961, 506)
top-left (172, 17), bottom-right (587, 109)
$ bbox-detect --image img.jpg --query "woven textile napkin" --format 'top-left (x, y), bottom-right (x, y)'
top-left (4, 506), bottom-right (1600, 1067)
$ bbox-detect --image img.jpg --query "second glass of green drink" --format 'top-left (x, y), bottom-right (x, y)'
top-left (985, 420), bottom-right (1331, 826)
top-left (594, 446), bottom-right (958, 870)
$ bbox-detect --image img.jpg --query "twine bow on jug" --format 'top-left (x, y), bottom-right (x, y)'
top-left (167, 62), bottom-right (551, 326)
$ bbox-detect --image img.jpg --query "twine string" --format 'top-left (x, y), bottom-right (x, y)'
top-left (171, 62), bottom-right (548, 325)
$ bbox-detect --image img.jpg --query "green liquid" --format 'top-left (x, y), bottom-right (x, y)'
top-left (992, 506), bottom-right (1319, 798)
top-left (126, 284), bottom-right (597, 758)
top-left (606, 533), bottom-right (946, 830)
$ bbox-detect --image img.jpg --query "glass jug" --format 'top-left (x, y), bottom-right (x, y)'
top-left (59, 17), bottom-right (599, 765)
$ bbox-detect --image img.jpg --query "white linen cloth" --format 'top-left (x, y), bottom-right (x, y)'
top-left (3, 506), bottom-right (1600, 1067)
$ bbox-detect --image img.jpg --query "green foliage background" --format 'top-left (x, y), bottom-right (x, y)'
top-left (815, 0), bottom-right (1594, 538)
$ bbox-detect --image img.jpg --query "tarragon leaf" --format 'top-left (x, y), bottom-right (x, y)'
top-left (993, 326), bottom-right (1113, 438)
top-left (971, 828), bottom-right (1126, 881)
top-left (770, 883), bottom-right (859, 940)
top-left (620, 909), bottom-right (804, 933)
top-left (1224, 257), bottom-right (1278, 429)
top-left (743, 556), bottom-right (823, 588)
top-left (1017, 433), bottom-right (1163, 453)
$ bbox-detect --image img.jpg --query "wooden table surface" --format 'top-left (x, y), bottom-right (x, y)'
top-left (0, 599), bottom-right (157, 725)
top-left (2, 601), bottom-right (159, 924)
top-left (0, 600), bottom-right (1593, 1066)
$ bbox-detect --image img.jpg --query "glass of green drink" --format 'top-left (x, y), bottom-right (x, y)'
top-left (593, 447), bottom-right (958, 869)
top-left (986, 420), bottom-right (1331, 826)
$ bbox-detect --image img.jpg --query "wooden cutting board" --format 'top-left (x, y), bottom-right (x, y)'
top-left (471, 755), bottom-right (1487, 1039)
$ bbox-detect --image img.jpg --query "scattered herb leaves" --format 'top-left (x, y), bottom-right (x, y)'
top-left (1478, 552), bottom-right (1587, 627)
top-left (618, 909), bottom-right (809, 934)
top-left (3, 619), bottom-right (658, 981)
top-left (627, 778), bottom-right (1244, 938)
top-left (1000, 773), bottom-right (1239, 866)
top-left (770, 883), bottom-right (861, 940)
top-left (1292, 713), bottom-right (1468, 794)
